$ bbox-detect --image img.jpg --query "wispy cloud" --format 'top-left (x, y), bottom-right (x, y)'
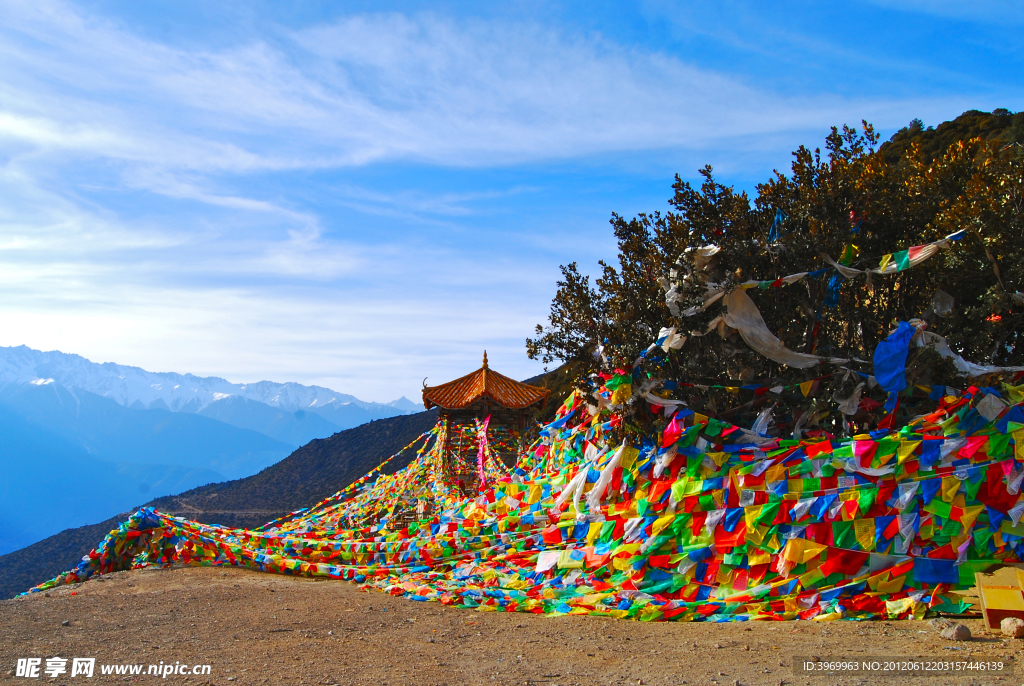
top-left (1, 1), bottom-right (978, 176)
top-left (0, 0), bottom-right (1015, 400)
top-left (331, 184), bottom-right (540, 222)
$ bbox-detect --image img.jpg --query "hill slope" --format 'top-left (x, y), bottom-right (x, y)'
top-left (0, 409), bottom-right (437, 600)
top-left (145, 409), bottom-right (438, 530)
top-left (880, 108), bottom-right (1024, 164)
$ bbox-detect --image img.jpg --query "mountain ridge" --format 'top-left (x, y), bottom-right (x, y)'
top-left (0, 344), bottom-right (411, 417)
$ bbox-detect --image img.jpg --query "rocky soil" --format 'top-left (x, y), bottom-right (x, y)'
top-left (1, 566), bottom-right (1021, 685)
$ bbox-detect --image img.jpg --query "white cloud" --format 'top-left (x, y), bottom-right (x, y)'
top-left (0, 0), bottom-right (1008, 402)
top-left (0, 0), bottom-right (981, 176)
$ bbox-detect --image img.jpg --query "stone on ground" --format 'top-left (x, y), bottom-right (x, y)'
top-left (1000, 617), bottom-right (1024, 638)
top-left (939, 624), bottom-right (972, 641)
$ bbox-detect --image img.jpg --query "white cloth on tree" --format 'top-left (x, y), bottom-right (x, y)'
top-left (833, 382), bottom-right (866, 415)
top-left (913, 330), bottom-right (1024, 377)
top-left (723, 288), bottom-right (849, 369)
top-left (655, 326), bottom-right (687, 351)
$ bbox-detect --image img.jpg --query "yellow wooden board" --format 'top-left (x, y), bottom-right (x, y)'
top-left (975, 564), bottom-right (1024, 587)
top-left (979, 586), bottom-right (1024, 612)
top-left (973, 567), bottom-right (1024, 629)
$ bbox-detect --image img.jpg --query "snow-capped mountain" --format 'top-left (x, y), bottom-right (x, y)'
top-left (387, 396), bottom-right (422, 413)
top-left (0, 345), bottom-right (410, 416)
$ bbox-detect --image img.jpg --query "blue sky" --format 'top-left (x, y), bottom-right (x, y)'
top-left (0, 0), bottom-right (1020, 402)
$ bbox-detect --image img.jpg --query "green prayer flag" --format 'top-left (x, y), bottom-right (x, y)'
top-left (858, 487), bottom-right (877, 514)
top-left (832, 520), bottom-right (855, 548)
top-left (893, 249), bottom-right (910, 271)
top-left (989, 434), bottom-right (1012, 458)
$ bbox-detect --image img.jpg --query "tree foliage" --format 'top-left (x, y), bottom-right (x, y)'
top-left (527, 110), bottom-right (1024, 437)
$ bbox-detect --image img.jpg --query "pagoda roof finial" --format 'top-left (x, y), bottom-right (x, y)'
top-left (482, 350), bottom-right (488, 369)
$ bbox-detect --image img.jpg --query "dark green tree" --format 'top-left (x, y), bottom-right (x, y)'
top-left (527, 110), bottom-right (1024, 436)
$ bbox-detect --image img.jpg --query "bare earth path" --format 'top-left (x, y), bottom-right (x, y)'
top-left (1, 566), bottom-right (1020, 686)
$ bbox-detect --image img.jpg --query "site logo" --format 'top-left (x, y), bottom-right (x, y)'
top-left (16, 658), bottom-right (93, 678)
top-left (14, 658), bottom-right (212, 678)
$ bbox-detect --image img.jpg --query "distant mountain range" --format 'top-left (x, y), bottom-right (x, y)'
top-left (0, 345), bottom-right (418, 424)
top-left (0, 345), bottom-right (418, 556)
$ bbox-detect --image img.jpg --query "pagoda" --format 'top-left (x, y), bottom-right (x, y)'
top-left (422, 352), bottom-right (549, 495)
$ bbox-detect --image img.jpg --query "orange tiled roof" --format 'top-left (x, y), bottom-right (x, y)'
top-left (422, 352), bottom-right (550, 411)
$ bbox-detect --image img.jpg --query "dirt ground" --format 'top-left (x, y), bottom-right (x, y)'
top-left (1, 566), bottom-right (1022, 686)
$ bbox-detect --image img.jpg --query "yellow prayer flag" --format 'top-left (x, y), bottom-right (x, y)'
top-left (854, 518), bottom-right (876, 551)
top-left (709, 451), bottom-right (730, 467)
top-left (613, 542), bottom-right (642, 555)
top-left (620, 446), bottom-right (640, 471)
top-left (867, 571), bottom-right (889, 591)
top-left (557, 550), bottom-right (584, 569)
top-left (744, 505), bottom-right (763, 532)
top-left (960, 505), bottom-right (984, 530)
top-left (951, 531), bottom-right (971, 552)
top-left (799, 380), bottom-right (814, 397)
top-left (884, 594), bottom-right (913, 614)
top-left (798, 567), bottom-right (826, 588)
top-left (1004, 383), bottom-right (1024, 404)
top-left (941, 476), bottom-right (961, 503)
top-left (783, 538), bottom-right (827, 563)
top-left (897, 441), bottom-right (921, 465)
top-left (651, 513), bottom-right (675, 538)
top-left (612, 556), bottom-right (633, 571)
